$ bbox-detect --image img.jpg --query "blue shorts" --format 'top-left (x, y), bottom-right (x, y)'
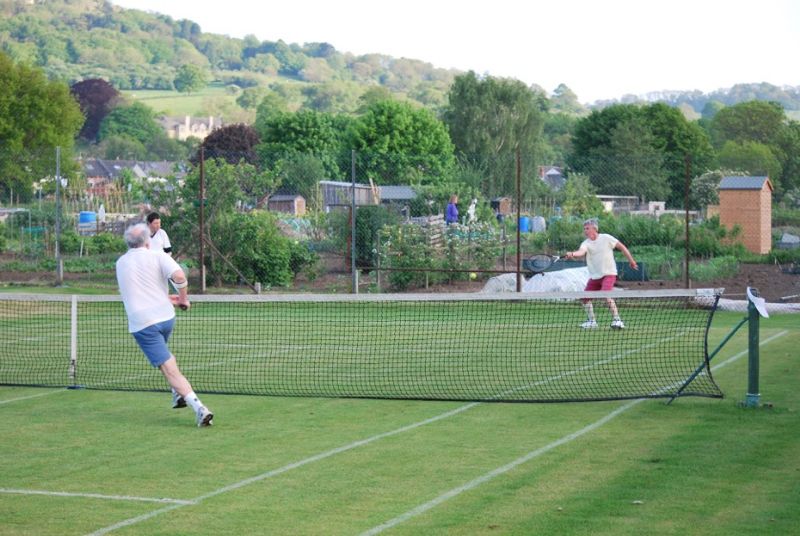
top-left (132, 318), bottom-right (176, 367)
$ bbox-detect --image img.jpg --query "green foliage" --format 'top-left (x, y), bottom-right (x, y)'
top-left (442, 72), bottom-right (546, 198)
top-left (98, 102), bottom-right (162, 145)
top-left (717, 140), bottom-right (782, 191)
top-left (173, 64), bottom-right (208, 94)
top-left (558, 174), bottom-right (604, 217)
top-left (0, 52), bottom-right (83, 201)
top-left (213, 210), bottom-right (294, 287)
top-left (570, 103), bottom-right (714, 206)
top-left (0, 222), bottom-right (6, 252)
top-left (256, 110), bottom-right (350, 181)
top-left (350, 100), bottom-right (456, 185)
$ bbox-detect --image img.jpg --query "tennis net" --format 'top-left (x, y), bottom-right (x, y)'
top-left (0, 289), bottom-right (723, 402)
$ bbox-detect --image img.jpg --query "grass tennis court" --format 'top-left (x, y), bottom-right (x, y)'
top-left (1, 310), bottom-right (798, 535)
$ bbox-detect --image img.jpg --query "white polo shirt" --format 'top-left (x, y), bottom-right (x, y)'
top-left (580, 233), bottom-right (619, 279)
top-left (116, 247), bottom-right (182, 333)
top-left (149, 228), bottom-right (171, 255)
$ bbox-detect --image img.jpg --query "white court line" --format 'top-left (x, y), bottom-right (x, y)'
top-left (0, 488), bottom-right (195, 505)
top-left (0, 389), bottom-right (65, 405)
top-left (80, 330), bottom-right (787, 535)
top-left (359, 330), bottom-right (789, 535)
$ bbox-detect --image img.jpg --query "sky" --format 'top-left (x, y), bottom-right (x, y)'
top-left (110, 0), bottom-right (800, 103)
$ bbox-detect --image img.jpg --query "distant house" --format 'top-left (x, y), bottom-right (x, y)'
top-left (267, 194), bottom-right (306, 216)
top-left (157, 115), bottom-right (223, 141)
top-left (539, 166), bottom-right (566, 190)
top-left (718, 176), bottom-right (773, 254)
top-left (81, 159), bottom-right (186, 196)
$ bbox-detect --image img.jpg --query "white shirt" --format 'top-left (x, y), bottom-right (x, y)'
top-left (579, 233), bottom-right (619, 279)
top-left (116, 247), bottom-right (182, 333)
top-left (149, 228), bottom-right (171, 255)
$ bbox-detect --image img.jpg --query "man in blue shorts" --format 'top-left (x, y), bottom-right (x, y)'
top-left (116, 223), bottom-right (213, 426)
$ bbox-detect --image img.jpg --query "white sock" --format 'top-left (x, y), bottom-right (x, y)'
top-left (184, 391), bottom-right (204, 412)
top-left (584, 303), bottom-right (595, 321)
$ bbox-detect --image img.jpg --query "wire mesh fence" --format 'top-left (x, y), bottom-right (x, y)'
top-left (0, 147), bottom-right (798, 293)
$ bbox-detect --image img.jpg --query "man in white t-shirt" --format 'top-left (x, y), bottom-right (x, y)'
top-left (146, 212), bottom-right (172, 256)
top-left (564, 218), bottom-right (638, 329)
top-left (116, 223), bottom-right (213, 427)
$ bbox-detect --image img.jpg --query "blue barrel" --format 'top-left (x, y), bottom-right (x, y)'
top-left (518, 216), bottom-right (530, 233)
top-left (79, 211), bottom-right (97, 223)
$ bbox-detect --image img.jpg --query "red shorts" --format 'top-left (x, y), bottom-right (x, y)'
top-left (585, 275), bottom-right (617, 291)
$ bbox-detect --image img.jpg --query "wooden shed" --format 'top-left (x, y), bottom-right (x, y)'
top-left (718, 176), bottom-right (773, 254)
top-left (319, 180), bottom-right (375, 211)
top-left (267, 194), bottom-right (306, 216)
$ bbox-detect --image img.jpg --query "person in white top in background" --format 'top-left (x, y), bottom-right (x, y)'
top-left (564, 218), bottom-right (638, 329)
top-left (146, 212), bottom-right (172, 256)
top-left (116, 223), bottom-right (213, 427)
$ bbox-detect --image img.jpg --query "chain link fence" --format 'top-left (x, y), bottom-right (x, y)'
top-left (1, 147), bottom-right (799, 293)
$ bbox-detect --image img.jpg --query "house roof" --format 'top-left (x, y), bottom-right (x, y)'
top-left (81, 159), bottom-right (186, 180)
top-left (719, 176), bottom-right (772, 190)
top-left (379, 185), bottom-right (417, 201)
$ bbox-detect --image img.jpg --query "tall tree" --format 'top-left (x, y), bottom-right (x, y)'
top-left (255, 109), bottom-right (349, 181)
top-left (70, 78), bottom-right (121, 141)
top-left (349, 100), bottom-right (456, 185)
top-left (0, 52), bottom-right (83, 201)
top-left (441, 71), bottom-right (547, 198)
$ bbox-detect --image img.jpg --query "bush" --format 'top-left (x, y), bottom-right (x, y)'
top-left (86, 232), bottom-right (127, 255)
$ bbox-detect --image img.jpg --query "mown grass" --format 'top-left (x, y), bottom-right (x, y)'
top-left (0, 308), bottom-right (797, 535)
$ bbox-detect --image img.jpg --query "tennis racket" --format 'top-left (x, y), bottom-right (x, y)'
top-left (525, 253), bottom-right (562, 276)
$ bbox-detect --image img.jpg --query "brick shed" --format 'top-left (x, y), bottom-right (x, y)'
top-left (718, 176), bottom-right (773, 254)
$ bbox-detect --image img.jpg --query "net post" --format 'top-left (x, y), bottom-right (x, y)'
top-left (68, 295), bottom-right (77, 386)
top-left (744, 290), bottom-right (761, 408)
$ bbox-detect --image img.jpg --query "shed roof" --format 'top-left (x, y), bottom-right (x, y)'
top-left (719, 176), bottom-right (772, 190)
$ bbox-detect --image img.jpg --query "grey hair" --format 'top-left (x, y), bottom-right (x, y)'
top-left (583, 218), bottom-right (599, 229)
top-left (124, 223), bottom-right (150, 249)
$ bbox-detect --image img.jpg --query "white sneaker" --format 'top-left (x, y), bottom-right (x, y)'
top-left (196, 406), bottom-right (214, 427)
top-left (172, 391), bottom-right (186, 409)
top-left (611, 319), bottom-right (625, 330)
top-left (581, 320), bottom-right (598, 329)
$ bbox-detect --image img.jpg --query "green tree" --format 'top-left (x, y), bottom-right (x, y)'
top-left (442, 72), bottom-right (547, 198)
top-left (349, 100), bottom-right (456, 185)
top-left (559, 173), bottom-right (604, 217)
top-left (709, 100), bottom-right (785, 148)
top-left (255, 109), bottom-right (350, 180)
top-left (550, 83), bottom-right (586, 114)
top-left (717, 141), bottom-right (782, 189)
top-left (570, 103), bottom-right (713, 206)
top-left (0, 51), bottom-right (83, 201)
top-left (98, 102), bottom-right (162, 145)
top-left (173, 64), bottom-right (208, 94)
